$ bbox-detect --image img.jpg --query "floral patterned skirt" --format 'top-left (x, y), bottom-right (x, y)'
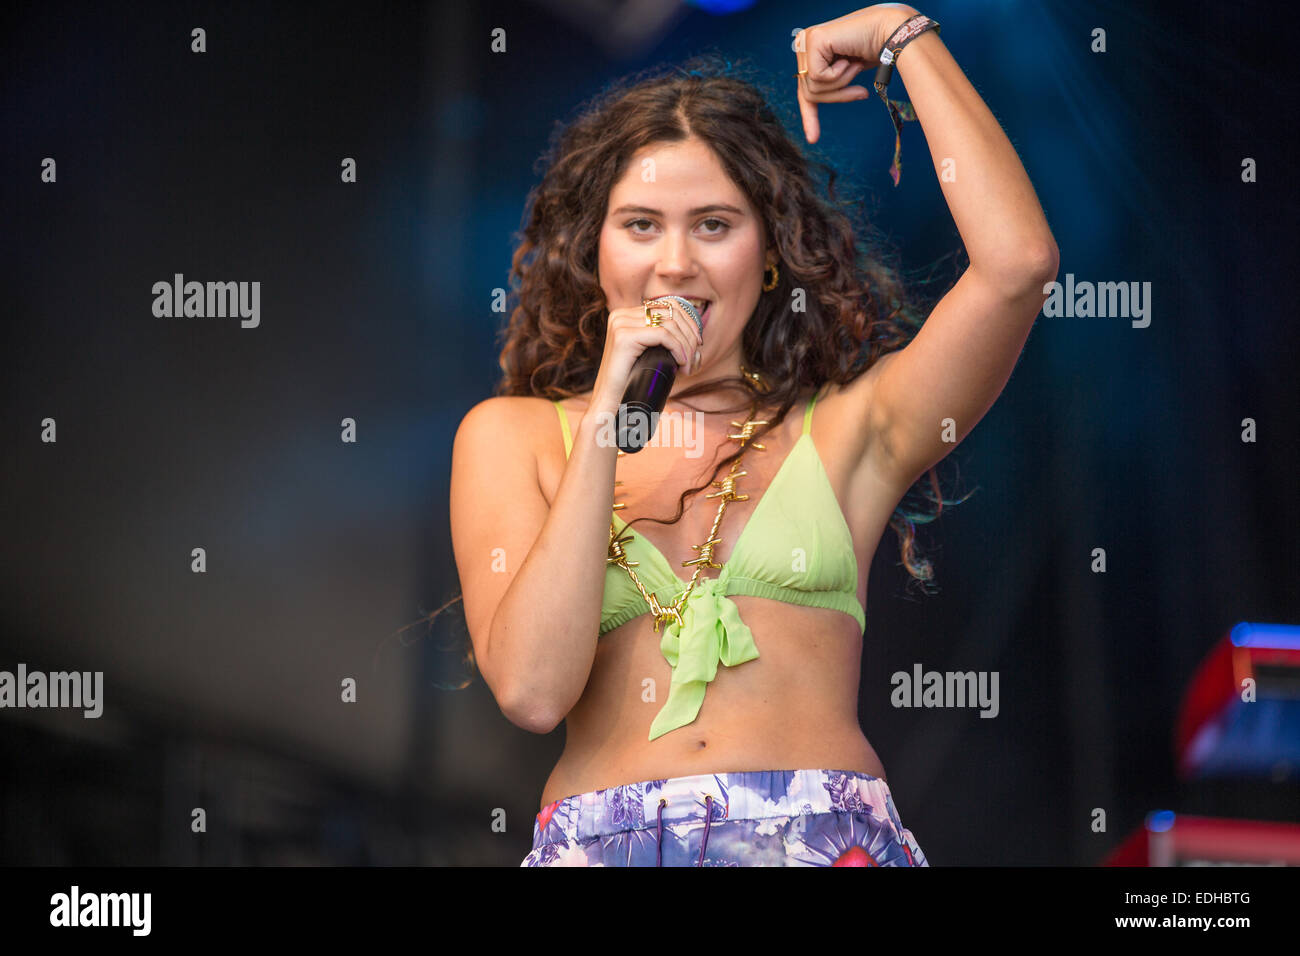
top-left (521, 768), bottom-right (929, 867)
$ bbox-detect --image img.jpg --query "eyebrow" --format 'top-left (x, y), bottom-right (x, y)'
top-left (611, 203), bottom-right (746, 217)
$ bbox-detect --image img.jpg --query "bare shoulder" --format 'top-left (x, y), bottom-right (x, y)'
top-left (456, 394), bottom-right (535, 430)
top-left (453, 394), bottom-right (579, 496)
top-left (455, 395), bottom-right (553, 454)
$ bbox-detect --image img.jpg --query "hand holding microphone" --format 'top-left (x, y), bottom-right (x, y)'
top-left (588, 295), bottom-right (705, 454)
top-left (616, 296), bottom-right (704, 453)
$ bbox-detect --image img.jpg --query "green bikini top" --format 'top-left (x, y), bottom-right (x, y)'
top-left (552, 387), bottom-right (865, 741)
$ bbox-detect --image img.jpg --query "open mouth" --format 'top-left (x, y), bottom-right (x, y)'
top-left (651, 295), bottom-right (711, 331)
top-left (684, 298), bottom-right (711, 329)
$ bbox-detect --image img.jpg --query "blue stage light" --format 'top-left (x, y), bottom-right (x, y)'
top-left (1230, 621), bottom-right (1300, 648)
top-left (1146, 810), bottom-right (1176, 833)
top-left (685, 0), bottom-right (758, 14)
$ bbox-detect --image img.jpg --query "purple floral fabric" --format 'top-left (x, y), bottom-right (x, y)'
top-left (522, 768), bottom-right (929, 867)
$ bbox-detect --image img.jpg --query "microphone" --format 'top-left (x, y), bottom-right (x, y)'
top-left (616, 296), bottom-right (703, 454)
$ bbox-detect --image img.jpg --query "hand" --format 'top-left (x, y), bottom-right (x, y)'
top-left (794, 4), bottom-right (918, 144)
top-left (588, 298), bottom-right (703, 415)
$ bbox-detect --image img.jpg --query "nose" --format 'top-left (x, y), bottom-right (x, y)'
top-left (655, 229), bottom-right (697, 279)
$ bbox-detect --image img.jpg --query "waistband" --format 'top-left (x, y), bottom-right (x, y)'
top-left (534, 768), bottom-right (901, 845)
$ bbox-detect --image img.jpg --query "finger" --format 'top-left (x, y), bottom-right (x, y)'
top-left (804, 84), bottom-right (872, 105)
top-left (806, 31), bottom-right (843, 84)
top-left (669, 301), bottom-right (704, 373)
top-left (804, 58), bottom-right (863, 94)
top-left (670, 299), bottom-right (703, 345)
top-left (664, 303), bottom-right (696, 369)
top-left (648, 300), bottom-right (697, 368)
top-left (809, 55), bottom-right (850, 86)
top-left (670, 302), bottom-right (704, 374)
top-left (668, 320), bottom-right (694, 371)
top-left (672, 301), bottom-right (708, 373)
top-left (796, 73), bottom-right (820, 143)
top-left (651, 325), bottom-right (691, 370)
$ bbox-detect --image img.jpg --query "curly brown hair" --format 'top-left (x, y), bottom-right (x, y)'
top-left (497, 53), bottom-right (967, 582)
top-left (409, 54), bottom-right (972, 687)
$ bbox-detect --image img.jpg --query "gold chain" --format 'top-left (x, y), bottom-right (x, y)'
top-left (607, 415), bottom-right (769, 633)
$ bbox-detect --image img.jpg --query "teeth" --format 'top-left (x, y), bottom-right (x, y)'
top-left (650, 295), bottom-right (709, 315)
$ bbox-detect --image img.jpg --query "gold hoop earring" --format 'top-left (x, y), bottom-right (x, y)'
top-left (762, 262), bottom-right (779, 292)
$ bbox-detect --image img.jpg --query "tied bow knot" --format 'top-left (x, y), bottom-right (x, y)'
top-left (646, 576), bottom-right (760, 741)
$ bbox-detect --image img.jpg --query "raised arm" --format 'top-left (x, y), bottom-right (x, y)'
top-left (799, 5), bottom-right (1059, 486)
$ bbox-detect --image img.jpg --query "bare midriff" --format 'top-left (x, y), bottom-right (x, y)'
top-left (538, 597), bottom-right (886, 810)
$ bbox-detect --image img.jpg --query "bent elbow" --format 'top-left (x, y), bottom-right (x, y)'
top-left (1019, 241), bottom-right (1060, 296)
top-left (511, 708), bottom-right (562, 736)
top-left (500, 687), bottom-right (562, 735)
top-left (1029, 240), bottom-right (1060, 286)
top-left (981, 241), bottom-right (1060, 299)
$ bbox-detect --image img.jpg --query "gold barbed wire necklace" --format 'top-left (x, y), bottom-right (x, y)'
top-left (606, 367), bottom-right (770, 633)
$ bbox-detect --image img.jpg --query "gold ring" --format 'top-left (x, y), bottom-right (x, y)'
top-left (643, 300), bottom-right (669, 326)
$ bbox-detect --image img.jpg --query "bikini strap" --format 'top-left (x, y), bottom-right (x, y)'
top-left (553, 400), bottom-right (573, 459)
top-left (802, 386), bottom-right (822, 435)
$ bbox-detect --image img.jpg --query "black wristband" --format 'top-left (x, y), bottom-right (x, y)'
top-left (871, 14), bottom-right (941, 187)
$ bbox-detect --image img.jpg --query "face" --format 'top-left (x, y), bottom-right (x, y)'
top-left (597, 135), bottom-right (771, 386)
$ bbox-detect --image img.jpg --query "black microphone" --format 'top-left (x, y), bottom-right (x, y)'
top-left (616, 296), bottom-right (703, 454)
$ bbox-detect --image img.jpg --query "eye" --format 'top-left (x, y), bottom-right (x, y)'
top-left (626, 218), bottom-right (738, 238)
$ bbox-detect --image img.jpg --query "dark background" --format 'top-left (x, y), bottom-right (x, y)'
top-left (2, 0), bottom-right (1296, 866)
